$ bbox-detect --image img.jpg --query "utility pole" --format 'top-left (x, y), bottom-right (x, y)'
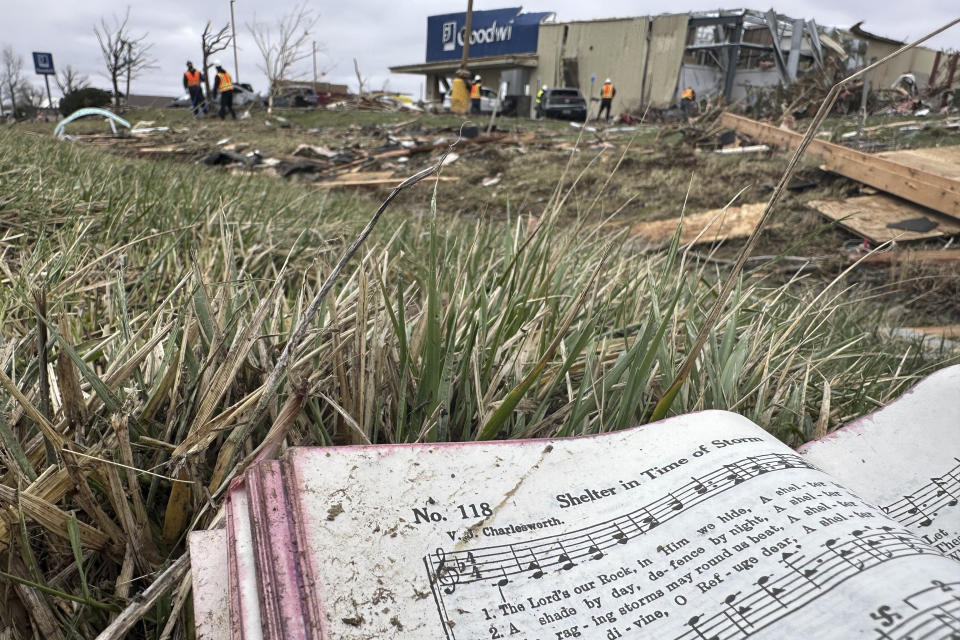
top-left (450, 0), bottom-right (474, 114)
top-left (230, 0), bottom-right (240, 81)
top-left (42, 74), bottom-right (52, 111)
top-left (460, 0), bottom-right (473, 70)
top-left (312, 41), bottom-right (318, 88)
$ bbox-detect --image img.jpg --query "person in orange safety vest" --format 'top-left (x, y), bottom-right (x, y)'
top-left (598, 78), bottom-right (615, 121)
top-left (680, 87), bottom-right (696, 120)
top-left (183, 61), bottom-right (206, 116)
top-left (212, 60), bottom-right (236, 120)
top-left (470, 75), bottom-right (482, 114)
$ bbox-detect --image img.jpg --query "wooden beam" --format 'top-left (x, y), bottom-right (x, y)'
top-left (312, 175), bottom-right (459, 189)
top-left (854, 249), bottom-right (960, 266)
top-left (720, 113), bottom-right (960, 219)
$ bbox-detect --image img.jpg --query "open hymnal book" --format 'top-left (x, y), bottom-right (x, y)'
top-left (189, 365), bottom-right (960, 640)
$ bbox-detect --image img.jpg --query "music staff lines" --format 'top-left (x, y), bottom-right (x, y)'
top-left (875, 580), bottom-right (960, 640)
top-left (425, 453), bottom-right (816, 593)
top-left (678, 527), bottom-right (942, 640)
top-left (881, 460), bottom-right (960, 529)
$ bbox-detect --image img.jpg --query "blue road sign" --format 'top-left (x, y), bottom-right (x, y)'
top-left (32, 52), bottom-right (55, 75)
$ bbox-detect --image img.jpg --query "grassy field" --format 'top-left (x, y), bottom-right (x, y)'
top-left (0, 108), bottom-right (957, 637)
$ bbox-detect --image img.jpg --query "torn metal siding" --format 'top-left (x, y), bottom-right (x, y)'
top-left (559, 18), bottom-right (649, 111)
top-left (536, 15), bottom-right (689, 111)
top-left (643, 13), bottom-right (691, 107)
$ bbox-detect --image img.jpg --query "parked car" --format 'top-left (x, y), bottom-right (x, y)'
top-left (169, 83), bottom-right (260, 109)
top-left (270, 86), bottom-right (320, 108)
top-left (442, 87), bottom-right (501, 114)
top-left (539, 88), bottom-right (587, 120)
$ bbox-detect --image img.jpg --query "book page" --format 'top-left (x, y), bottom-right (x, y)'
top-left (283, 410), bottom-right (960, 639)
top-left (799, 365), bottom-right (960, 558)
top-left (188, 530), bottom-right (231, 640)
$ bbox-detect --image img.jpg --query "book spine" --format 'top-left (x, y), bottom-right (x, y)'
top-left (282, 457), bottom-right (330, 639)
top-left (252, 460), bottom-right (315, 639)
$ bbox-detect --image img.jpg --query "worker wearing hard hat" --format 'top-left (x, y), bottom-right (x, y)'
top-left (680, 87), bottom-right (696, 121)
top-left (183, 61), bottom-right (206, 116)
top-left (470, 75), bottom-right (482, 114)
top-left (212, 60), bottom-right (236, 120)
top-left (536, 84), bottom-right (547, 118)
top-left (598, 78), bottom-right (615, 122)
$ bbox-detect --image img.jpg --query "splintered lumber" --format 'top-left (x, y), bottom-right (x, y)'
top-left (720, 113), bottom-right (960, 219)
top-left (806, 195), bottom-right (960, 243)
top-left (628, 202), bottom-right (771, 247)
top-left (884, 326), bottom-right (960, 351)
top-left (313, 172), bottom-right (459, 189)
top-left (876, 146), bottom-right (960, 182)
top-left (902, 326), bottom-right (960, 339)
top-left (854, 248), bottom-right (960, 266)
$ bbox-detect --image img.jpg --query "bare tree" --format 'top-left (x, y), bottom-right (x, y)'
top-left (18, 83), bottom-right (44, 110)
top-left (247, 1), bottom-right (318, 111)
top-left (353, 58), bottom-right (366, 100)
top-left (1, 46), bottom-right (24, 117)
top-left (201, 21), bottom-right (232, 101)
top-left (55, 65), bottom-right (90, 95)
top-left (94, 9), bottom-right (156, 107)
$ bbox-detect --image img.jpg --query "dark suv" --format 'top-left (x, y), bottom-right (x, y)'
top-left (540, 88), bottom-right (587, 120)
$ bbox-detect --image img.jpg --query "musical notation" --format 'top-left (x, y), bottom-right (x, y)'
top-left (871, 579), bottom-right (960, 640)
top-left (424, 454), bottom-right (814, 597)
top-left (677, 526), bottom-right (942, 640)
top-left (882, 460), bottom-right (960, 533)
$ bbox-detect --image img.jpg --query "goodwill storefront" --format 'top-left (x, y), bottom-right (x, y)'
top-left (390, 7), bottom-right (555, 116)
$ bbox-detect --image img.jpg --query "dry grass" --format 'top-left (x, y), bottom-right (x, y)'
top-left (0, 120), bottom-right (955, 638)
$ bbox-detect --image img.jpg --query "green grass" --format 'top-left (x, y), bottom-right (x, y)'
top-left (0, 122), bottom-right (955, 638)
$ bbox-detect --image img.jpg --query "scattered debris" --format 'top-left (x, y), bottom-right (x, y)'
top-left (54, 107), bottom-right (131, 139)
top-left (202, 150), bottom-right (262, 167)
top-left (721, 113), bottom-right (960, 218)
top-left (886, 217), bottom-right (939, 233)
top-left (853, 249), bottom-right (960, 266)
top-left (627, 202), bottom-right (773, 248)
top-left (481, 175), bottom-right (501, 187)
top-left (130, 126), bottom-right (170, 135)
top-left (714, 144), bottom-right (769, 154)
top-left (883, 326), bottom-right (960, 352)
top-left (807, 195), bottom-right (960, 243)
top-left (311, 172), bottom-right (458, 189)
top-left (292, 144), bottom-right (340, 160)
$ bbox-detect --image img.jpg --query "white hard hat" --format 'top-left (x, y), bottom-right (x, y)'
top-left (474, 75), bottom-right (481, 81)
top-left (605, 78), bottom-right (611, 83)
top-left (212, 59), bottom-right (222, 67)
top-left (542, 84), bottom-right (547, 90)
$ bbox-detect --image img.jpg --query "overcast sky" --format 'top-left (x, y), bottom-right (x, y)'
top-left (3, 1), bottom-right (958, 100)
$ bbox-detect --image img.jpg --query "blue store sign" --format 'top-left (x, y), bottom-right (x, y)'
top-left (426, 7), bottom-right (553, 62)
top-left (32, 52), bottom-right (55, 75)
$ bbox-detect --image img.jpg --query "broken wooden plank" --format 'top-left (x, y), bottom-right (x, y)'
top-left (884, 326), bottom-right (960, 351)
top-left (628, 202), bottom-right (772, 248)
top-left (854, 248), bottom-right (960, 266)
top-left (807, 195), bottom-right (960, 243)
top-left (720, 113), bottom-right (960, 219)
top-left (902, 325), bottom-right (960, 339)
top-left (313, 174), bottom-right (459, 189)
top-left (876, 146), bottom-right (960, 182)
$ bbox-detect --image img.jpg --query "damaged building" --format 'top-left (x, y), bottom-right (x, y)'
top-left (390, 7), bottom-right (960, 116)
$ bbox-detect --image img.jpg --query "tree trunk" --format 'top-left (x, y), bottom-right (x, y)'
top-left (202, 55), bottom-right (212, 101)
top-left (112, 74), bottom-right (121, 107)
top-left (8, 83), bottom-right (17, 118)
